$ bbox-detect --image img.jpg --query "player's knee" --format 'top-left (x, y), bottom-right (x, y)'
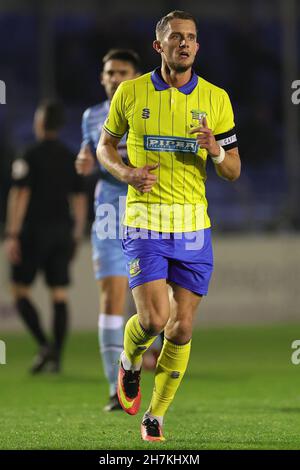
top-left (11, 284), bottom-right (31, 301)
top-left (100, 296), bottom-right (123, 315)
top-left (99, 280), bottom-right (127, 314)
top-left (140, 312), bottom-right (167, 336)
top-left (168, 318), bottom-right (192, 344)
top-left (141, 318), bottom-right (165, 335)
top-left (50, 288), bottom-right (68, 303)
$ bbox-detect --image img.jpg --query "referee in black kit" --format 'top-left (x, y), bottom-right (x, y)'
top-left (4, 100), bottom-right (87, 373)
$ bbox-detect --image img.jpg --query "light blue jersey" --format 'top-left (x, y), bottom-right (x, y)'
top-left (81, 100), bottom-right (128, 199)
top-left (81, 101), bottom-right (127, 279)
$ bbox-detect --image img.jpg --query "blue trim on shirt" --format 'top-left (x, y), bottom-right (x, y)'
top-left (150, 67), bottom-right (198, 95)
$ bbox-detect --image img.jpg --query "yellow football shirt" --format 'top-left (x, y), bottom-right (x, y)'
top-left (103, 69), bottom-right (237, 232)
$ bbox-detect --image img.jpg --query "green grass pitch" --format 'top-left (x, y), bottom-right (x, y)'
top-left (0, 325), bottom-right (300, 450)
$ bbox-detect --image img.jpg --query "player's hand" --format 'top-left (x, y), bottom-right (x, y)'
top-left (189, 117), bottom-right (220, 158)
top-left (126, 164), bottom-right (159, 193)
top-left (75, 146), bottom-right (95, 176)
top-left (4, 237), bottom-right (22, 265)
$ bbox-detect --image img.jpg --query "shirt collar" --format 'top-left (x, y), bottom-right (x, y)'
top-left (150, 67), bottom-right (198, 95)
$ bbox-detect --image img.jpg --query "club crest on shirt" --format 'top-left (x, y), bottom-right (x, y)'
top-left (142, 108), bottom-right (150, 119)
top-left (190, 110), bottom-right (207, 131)
top-left (191, 109), bottom-right (207, 121)
top-left (129, 258), bottom-right (141, 277)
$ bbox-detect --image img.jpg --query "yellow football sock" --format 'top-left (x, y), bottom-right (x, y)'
top-left (148, 338), bottom-right (191, 417)
top-left (124, 314), bottom-right (158, 367)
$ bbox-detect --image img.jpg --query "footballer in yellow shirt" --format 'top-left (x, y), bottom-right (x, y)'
top-left (103, 68), bottom-right (237, 233)
top-left (97, 10), bottom-right (241, 442)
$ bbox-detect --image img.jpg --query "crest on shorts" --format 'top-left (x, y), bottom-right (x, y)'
top-left (129, 258), bottom-right (141, 277)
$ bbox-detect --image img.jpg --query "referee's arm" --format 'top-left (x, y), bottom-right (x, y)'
top-left (5, 156), bottom-right (32, 240)
top-left (4, 186), bottom-right (30, 265)
top-left (5, 186), bottom-right (30, 239)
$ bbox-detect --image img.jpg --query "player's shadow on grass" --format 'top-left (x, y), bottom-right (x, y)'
top-left (30, 374), bottom-right (105, 385)
top-left (187, 372), bottom-right (251, 382)
top-left (59, 374), bottom-right (106, 385)
top-left (276, 407), bottom-right (300, 413)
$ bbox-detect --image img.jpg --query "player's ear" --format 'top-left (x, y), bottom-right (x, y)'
top-left (153, 40), bottom-right (163, 54)
top-left (100, 72), bottom-right (104, 86)
top-left (196, 42), bottom-right (200, 54)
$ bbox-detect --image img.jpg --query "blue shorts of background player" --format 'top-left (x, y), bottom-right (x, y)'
top-left (91, 229), bottom-right (127, 280)
top-left (91, 180), bottom-right (127, 280)
top-left (122, 227), bottom-right (214, 296)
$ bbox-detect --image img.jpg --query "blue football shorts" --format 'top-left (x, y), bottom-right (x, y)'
top-left (122, 227), bottom-right (214, 296)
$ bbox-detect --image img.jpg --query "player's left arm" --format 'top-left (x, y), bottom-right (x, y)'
top-left (213, 146), bottom-right (240, 182)
top-left (190, 117), bottom-right (241, 182)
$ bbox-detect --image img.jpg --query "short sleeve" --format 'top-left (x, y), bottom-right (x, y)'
top-left (11, 153), bottom-right (32, 187)
top-left (103, 83), bottom-right (128, 139)
top-left (213, 91), bottom-right (238, 151)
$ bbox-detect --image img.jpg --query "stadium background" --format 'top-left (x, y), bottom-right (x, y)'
top-left (0, 0), bottom-right (300, 450)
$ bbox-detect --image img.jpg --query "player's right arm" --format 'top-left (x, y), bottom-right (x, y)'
top-left (75, 145), bottom-right (95, 176)
top-left (4, 156), bottom-right (32, 264)
top-left (4, 188), bottom-right (30, 265)
top-left (97, 83), bottom-right (158, 193)
top-left (97, 130), bottom-right (158, 193)
top-left (75, 109), bottom-right (96, 176)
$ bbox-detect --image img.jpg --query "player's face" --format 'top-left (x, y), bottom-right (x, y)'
top-left (101, 59), bottom-right (137, 99)
top-left (156, 19), bottom-right (199, 73)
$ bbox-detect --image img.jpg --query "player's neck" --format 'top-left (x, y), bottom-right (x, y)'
top-left (160, 64), bottom-right (192, 89)
top-left (37, 131), bottom-right (58, 141)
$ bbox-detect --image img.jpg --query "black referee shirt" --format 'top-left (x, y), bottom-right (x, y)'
top-left (11, 139), bottom-right (85, 229)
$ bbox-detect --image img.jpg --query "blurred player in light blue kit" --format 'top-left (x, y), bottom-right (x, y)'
top-left (76, 49), bottom-right (160, 411)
